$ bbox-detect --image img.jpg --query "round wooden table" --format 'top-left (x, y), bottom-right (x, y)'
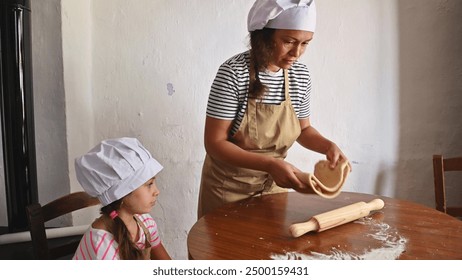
top-left (187, 192), bottom-right (462, 260)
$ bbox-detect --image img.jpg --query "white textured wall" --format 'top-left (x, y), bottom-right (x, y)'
top-left (86, 0), bottom-right (252, 258)
top-left (1, 0), bottom-right (461, 259)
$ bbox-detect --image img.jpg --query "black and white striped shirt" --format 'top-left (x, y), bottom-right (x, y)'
top-left (206, 51), bottom-right (311, 135)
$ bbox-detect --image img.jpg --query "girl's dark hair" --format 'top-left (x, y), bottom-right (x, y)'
top-left (101, 199), bottom-right (144, 260)
top-left (248, 28), bottom-right (276, 98)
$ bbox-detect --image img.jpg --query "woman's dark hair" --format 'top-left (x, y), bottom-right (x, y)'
top-left (101, 199), bottom-right (144, 260)
top-left (248, 28), bottom-right (276, 98)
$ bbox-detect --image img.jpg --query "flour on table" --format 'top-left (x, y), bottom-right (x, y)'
top-left (271, 217), bottom-right (407, 260)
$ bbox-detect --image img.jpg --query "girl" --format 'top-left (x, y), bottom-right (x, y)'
top-left (72, 137), bottom-right (171, 260)
top-left (198, 0), bottom-right (350, 218)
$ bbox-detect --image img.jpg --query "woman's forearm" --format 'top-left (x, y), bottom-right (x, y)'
top-left (296, 125), bottom-right (334, 155)
top-left (205, 136), bottom-right (276, 172)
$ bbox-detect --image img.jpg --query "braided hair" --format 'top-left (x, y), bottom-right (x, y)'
top-left (101, 199), bottom-right (145, 260)
top-left (248, 28), bottom-right (276, 99)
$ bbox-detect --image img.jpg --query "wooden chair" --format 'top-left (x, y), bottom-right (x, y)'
top-left (432, 155), bottom-right (462, 217)
top-left (26, 191), bottom-right (100, 259)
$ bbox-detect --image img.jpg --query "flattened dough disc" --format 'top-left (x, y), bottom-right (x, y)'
top-left (295, 160), bottom-right (350, 198)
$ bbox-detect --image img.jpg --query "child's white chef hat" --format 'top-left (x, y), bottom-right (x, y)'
top-left (247, 0), bottom-right (316, 32)
top-left (75, 137), bottom-right (163, 206)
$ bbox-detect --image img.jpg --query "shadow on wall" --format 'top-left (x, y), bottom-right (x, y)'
top-left (373, 165), bottom-right (387, 196)
top-left (30, 0), bottom-right (71, 226)
top-left (395, 0), bottom-right (462, 206)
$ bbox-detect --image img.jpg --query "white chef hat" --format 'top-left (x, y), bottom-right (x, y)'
top-left (247, 0), bottom-right (316, 32)
top-left (75, 137), bottom-right (163, 206)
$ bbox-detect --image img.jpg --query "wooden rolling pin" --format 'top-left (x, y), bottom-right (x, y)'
top-left (289, 198), bottom-right (385, 238)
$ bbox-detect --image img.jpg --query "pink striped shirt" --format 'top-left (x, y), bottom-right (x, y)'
top-left (72, 213), bottom-right (161, 260)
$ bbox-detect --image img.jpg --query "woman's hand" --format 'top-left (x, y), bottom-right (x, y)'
top-left (265, 159), bottom-right (312, 193)
top-left (297, 118), bottom-right (351, 171)
top-left (325, 142), bottom-right (350, 170)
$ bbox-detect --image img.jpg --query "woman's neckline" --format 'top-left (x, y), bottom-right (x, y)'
top-left (264, 68), bottom-right (283, 77)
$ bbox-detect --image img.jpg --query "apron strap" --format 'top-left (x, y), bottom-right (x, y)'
top-left (284, 69), bottom-right (290, 100)
top-left (246, 69), bottom-right (291, 140)
top-left (133, 215), bottom-right (152, 259)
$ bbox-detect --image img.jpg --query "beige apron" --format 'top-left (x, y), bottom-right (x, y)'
top-left (198, 69), bottom-right (301, 218)
top-left (134, 215), bottom-right (152, 260)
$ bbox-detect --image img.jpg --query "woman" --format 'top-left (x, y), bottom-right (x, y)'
top-left (198, 0), bottom-right (348, 218)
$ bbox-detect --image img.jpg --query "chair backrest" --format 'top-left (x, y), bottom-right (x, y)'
top-left (26, 191), bottom-right (100, 259)
top-left (432, 155), bottom-right (462, 217)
